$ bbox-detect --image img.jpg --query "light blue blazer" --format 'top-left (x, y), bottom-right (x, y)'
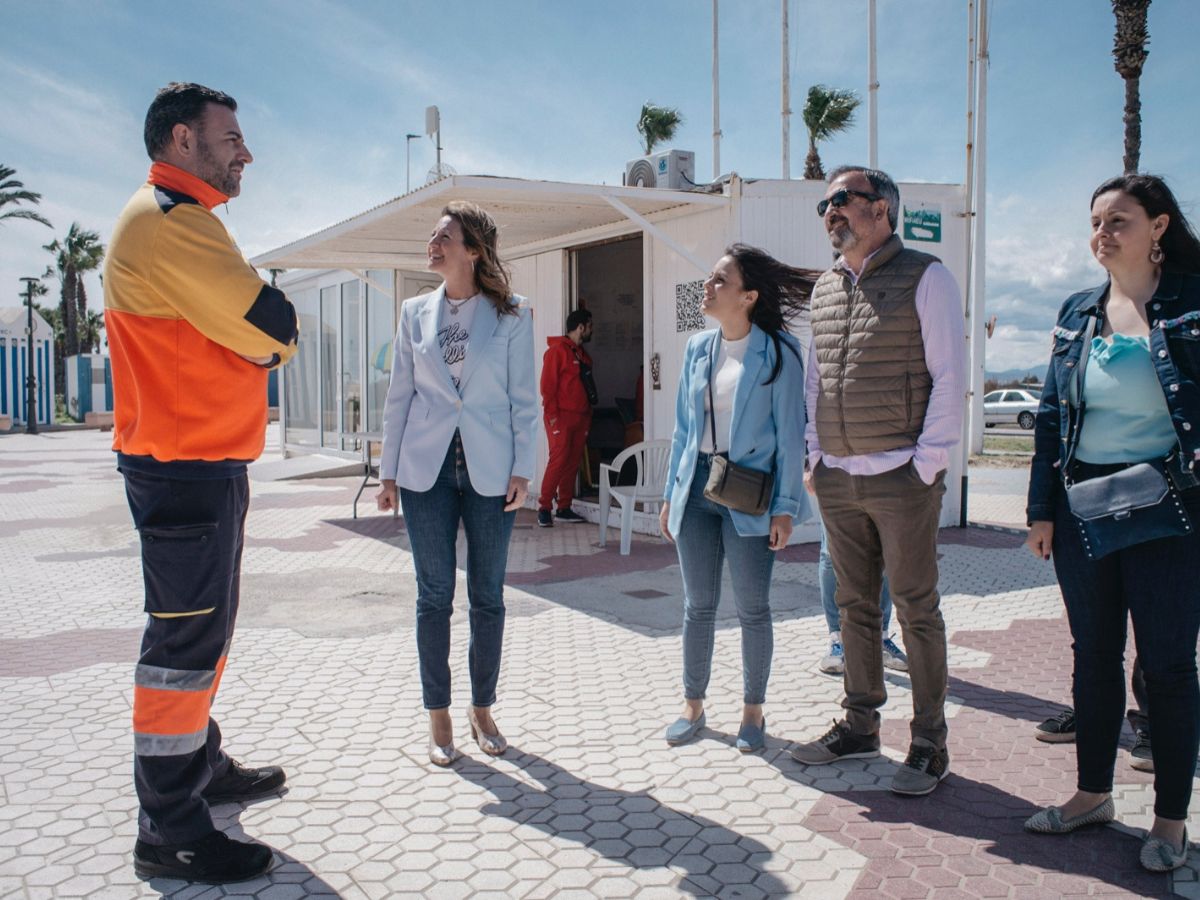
top-left (663, 325), bottom-right (811, 537)
top-left (379, 285), bottom-right (537, 496)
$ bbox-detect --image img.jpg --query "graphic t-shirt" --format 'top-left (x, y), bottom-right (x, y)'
top-left (439, 294), bottom-right (481, 389)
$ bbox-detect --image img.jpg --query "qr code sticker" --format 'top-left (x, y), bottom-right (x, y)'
top-left (675, 280), bottom-right (705, 333)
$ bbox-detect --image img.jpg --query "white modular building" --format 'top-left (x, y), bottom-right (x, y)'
top-left (254, 173), bottom-right (968, 536)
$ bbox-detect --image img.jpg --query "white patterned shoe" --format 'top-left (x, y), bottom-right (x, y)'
top-left (1024, 797), bottom-right (1114, 834)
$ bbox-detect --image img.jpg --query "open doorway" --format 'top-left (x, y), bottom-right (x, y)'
top-left (568, 235), bottom-right (644, 493)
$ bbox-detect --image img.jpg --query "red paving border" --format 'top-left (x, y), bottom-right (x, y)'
top-left (801, 616), bottom-right (1170, 898)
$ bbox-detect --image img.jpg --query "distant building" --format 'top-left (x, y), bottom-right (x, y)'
top-left (0, 306), bottom-right (55, 427)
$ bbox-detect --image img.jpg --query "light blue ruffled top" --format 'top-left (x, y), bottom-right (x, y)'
top-left (1076, 333), bottom-right (1176, 463)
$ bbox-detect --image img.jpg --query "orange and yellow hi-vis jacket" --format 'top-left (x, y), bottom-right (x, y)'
top-left (104, 163), bottom-right (298, 470)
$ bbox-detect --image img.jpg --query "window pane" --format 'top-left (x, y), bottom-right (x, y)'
top-left (365, 270), bottom-right (396, 433)
top-left (320, 285), bottom-right (339, 447)
top-left (283, 286), bottom-right (319, 447)
top-left (341, 281), bottom-right (362, 451)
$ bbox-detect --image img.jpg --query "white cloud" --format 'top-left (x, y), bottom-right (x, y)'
top-left (982, 227), bottom-right (1104, 371)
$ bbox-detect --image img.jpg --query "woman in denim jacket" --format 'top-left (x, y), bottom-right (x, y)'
top-left (659, 244), bottom-right (815, 752)
top-left (1023, 175), bottom-right (1200, 872)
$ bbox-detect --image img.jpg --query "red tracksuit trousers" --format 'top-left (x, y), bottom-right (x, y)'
top-left (539, 412), bottom-right (590, 511)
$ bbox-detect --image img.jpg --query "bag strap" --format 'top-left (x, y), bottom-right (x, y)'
top-left (1063, 310), bottom-right (1101, 483)
top-left (707, 332), bottom-right (721, 454)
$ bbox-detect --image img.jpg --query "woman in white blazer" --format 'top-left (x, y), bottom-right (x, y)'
top-left (377, 201), bottom-right (537, 766)
top-left (660, 244), bottom-right (816, 752)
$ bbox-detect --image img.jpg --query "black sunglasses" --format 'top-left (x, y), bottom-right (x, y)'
top-left (817, 189), bottom-right (882, 217)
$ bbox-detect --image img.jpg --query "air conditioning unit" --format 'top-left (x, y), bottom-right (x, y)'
top-left (624, 149), bottom-right (695, 190)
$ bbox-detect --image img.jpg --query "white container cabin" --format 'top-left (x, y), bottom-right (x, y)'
top-left (254, 173), bottom-right (967, 537)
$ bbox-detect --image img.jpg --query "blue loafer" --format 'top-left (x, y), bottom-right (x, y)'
top-left (736, 718), bottom-right (767, 753)
top-left (665, 712), bottom-right (706, 745)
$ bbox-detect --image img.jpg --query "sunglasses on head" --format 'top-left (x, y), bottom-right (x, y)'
top-left (817, 188), bottom-right (883, 217)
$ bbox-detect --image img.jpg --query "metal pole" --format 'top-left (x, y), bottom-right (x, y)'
top-left (958, 0), bottom-right (978, 527)
top-left (20, 277), bottom-right (39, 435)
top-left (970, 0), bottom-right (990, 458)
top-left (867, 0), bottom-right (879, 168)
top-left (712, 0), bottom-right (721, 180)
top-left (782, 0), bottom-right (791, 179)
top-left (405, 133), bottom-right (419, 193)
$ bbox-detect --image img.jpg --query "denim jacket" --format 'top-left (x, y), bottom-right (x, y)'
top-left (1026, 271), bottom-right (1200, 523)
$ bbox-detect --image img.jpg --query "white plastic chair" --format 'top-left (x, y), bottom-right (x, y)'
top-left (598, 439), bottom-right (672, 555)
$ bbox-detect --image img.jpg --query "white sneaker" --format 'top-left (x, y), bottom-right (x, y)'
top-left (818, 632), bottom-right (844, 674)
top-left (882, 634), bottom-right (909, 672)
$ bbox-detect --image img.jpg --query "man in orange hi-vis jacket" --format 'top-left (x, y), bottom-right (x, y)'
top-left (105, 83), bottom-right (299, 885)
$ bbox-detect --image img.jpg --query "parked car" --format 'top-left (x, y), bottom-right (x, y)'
top-left (983, 388), bottom-right (1041, 430)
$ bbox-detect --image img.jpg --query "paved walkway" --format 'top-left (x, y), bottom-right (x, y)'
top-left (1, 429), bottom-right (1197, 899)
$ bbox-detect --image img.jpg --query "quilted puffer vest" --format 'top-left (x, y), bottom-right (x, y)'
top-left (811, 235), bottom-right (939, 456)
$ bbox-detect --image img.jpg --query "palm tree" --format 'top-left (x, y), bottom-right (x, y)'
top-left (80, 310), bottom-right (105, 354)
top-left (0, 163), bottom-right (52, 228)
top-left (637, 103), bottom-right (683, 156)
top-left (43, 223), bottom-right (105, 370)
top-left (1111, 0), bottom-right (1152, 174)
top-left (802, 85), bottom-right (861, 180)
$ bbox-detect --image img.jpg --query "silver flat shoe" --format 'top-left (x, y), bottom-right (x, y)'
top-left (428, 737), bottom-right (460, 767)
top-left (467, 707), bottom-right (507, 756)
top-left (1141, 828), bottom-right (1189, 872)
top-left (1024, 797), bottom-right (1114, 834)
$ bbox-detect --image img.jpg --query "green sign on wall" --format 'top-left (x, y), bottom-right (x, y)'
top-left (903, 203), bottom-right (942, 243)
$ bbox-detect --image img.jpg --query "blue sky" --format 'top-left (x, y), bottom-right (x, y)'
top-left (3, 0), bottom-right (1198, 370)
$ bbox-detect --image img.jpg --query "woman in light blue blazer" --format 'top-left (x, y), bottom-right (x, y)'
top-left (377, 201), bottom-right (537, 767)
top-left (660, 244), bottom-right (816, 752)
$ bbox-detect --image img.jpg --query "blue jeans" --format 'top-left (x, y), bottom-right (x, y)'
top-left (400, 432), bottom-right (516, 711)
top-left (819, 520), bottom-right (892, 634)
top-left (1052, 461), bottom-right (1200, 820)
top-left (675, 454), bottom-right (775, 705)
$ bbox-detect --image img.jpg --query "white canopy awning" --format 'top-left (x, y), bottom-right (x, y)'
top-left (251, 174), bottom-right (729, 272)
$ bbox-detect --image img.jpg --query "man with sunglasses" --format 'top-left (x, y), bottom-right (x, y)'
top-left (790, 166), bottom-right (965, 797)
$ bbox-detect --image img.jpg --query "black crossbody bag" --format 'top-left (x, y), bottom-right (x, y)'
top-left (568, 344), bottom-right (598, 406)
top-left (1062, 311), bottom-right (1193, 560)
top-left (701, 334), bottom-right (774, 516)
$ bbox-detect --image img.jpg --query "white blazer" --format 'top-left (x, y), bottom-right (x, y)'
top-left (379, 286), bottom-right (537, 496)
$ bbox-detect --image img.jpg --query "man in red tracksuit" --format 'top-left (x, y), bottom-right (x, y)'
top-left (538, 309), bottom-right (595, 526)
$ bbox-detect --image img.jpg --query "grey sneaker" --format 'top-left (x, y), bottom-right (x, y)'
top-left (791, 719), bottom-right (880, 764)
top-left (890, 738), bottom-right (950, 796)
top-left (1035, 709), bottom-right (1076, 743)
top-left (818, 632), bottom-right (844, 675)
top-left (882, 634), bottom-right (909, 672)
top-left (1129, 728), bottom-right (1154, 772)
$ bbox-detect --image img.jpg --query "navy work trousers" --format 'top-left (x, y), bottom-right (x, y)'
top-left (123, 469), bottom-right (248, 845)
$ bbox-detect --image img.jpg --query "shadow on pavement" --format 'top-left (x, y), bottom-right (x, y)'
top-left (458, 749), bottom-right (790, 897)
top-left (810, 774), bottom-right (1172, 898)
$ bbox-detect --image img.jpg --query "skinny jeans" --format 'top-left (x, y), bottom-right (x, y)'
top-left (1052, 460), bottom-right (1200, 820)
top-left (675, 453), bottom-right (775, 705)
top-left (400, 432), bottom-right (516, 710)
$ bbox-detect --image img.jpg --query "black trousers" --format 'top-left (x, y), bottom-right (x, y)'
top-left (1053, 464), bottom-right (1200, 820)
top-left (123, 469), bottom-right (248, 844)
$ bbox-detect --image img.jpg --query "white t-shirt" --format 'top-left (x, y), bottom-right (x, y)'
top-left (703, 333), bottom-right (750, 454)
top-left (438, 294), bottom-right (481, 389)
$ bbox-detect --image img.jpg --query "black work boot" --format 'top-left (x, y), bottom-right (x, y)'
top-left (203, 759), bottom-right (287, 804)
top-left (133, 830), bottom-right (273, 883)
